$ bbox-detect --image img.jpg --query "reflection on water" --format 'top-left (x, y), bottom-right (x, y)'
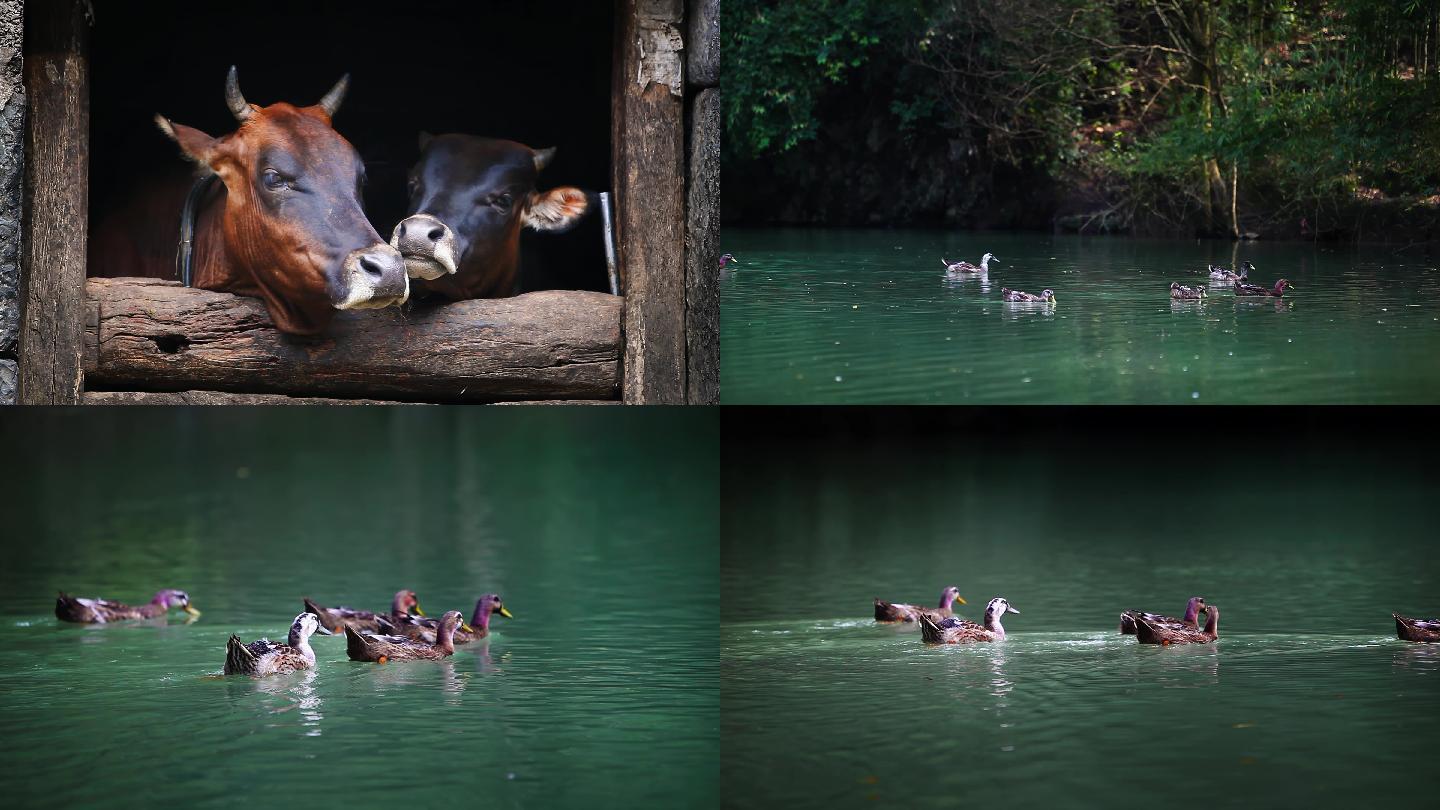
top-left (722, 228), bottom-right (1440, 403)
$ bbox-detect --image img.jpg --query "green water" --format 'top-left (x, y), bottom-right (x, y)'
top-left (721, 417), bottom-right (1440, 808)
top-left (0, 409), bottom-right (717, 809)
top-left (721, 229), bottom-right (1440, 403)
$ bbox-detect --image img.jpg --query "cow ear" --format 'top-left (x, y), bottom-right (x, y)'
top-left (523, 186), bottom-right (588, 232)
top-left (418, 131), bottom-right (433, 152)
top-left (156, 115), bottom-right (221, 169)
top-left (532, 147), bottom-right (556, 173)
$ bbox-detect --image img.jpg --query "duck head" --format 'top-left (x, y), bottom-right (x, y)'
top-left (1240, 261), bottom-right (1255, 279)
top-left (154, 589), bottom-right (201, 617)
top-left (1040, 289), bottom-right (1056, 303)
top-left (939, 586), bottom-right (966, 609)
top-left (1274, 279), bottom-right (1294, 294)
top-left (289, 611), bottom-right (331, 644)
top-left (1183, 596), bottom-right (1206, 624)
top-left (393, 589), bottom-right (425, 617)
top-left (985, 597), bottom-right (1020, 619)
top-left (719, 253), bottom-right (737, 268)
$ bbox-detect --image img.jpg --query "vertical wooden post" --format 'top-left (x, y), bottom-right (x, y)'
top-left (18, 0), bottom-right (87, 404)
top-left (684, 0), bottom-right (719, 404)
top-left (0, 0), bottom-right (24, 404)
top-left (613, 0), bottom-right (687, 404)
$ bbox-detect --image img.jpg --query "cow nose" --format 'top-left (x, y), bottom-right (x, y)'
top-left (390, 213), bottom-right (458, 279)
top-left (336, 244), bottom-right (409, 310)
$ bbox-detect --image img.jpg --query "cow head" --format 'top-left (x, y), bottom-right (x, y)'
top-left (156, 67), bottom-right (408, 335)
top-left (391, 134), bottom-right (588, 299)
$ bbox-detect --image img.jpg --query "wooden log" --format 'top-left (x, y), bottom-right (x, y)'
top-left (687, 0), bottom-right (719, 87)
top-left (84, 278), bottom-right (622, 402)
top-left (18, 0), bottom-right (88, 404)
top-left (84, 390), bottom-right (418, 406)
top-left (685, 87), bottom-right (719, 404)
top-left (613, 0), bottom-right (687, 404)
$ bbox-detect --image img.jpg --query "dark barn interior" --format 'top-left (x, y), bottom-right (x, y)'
top-left (86, 0), bottom-right (613, 294)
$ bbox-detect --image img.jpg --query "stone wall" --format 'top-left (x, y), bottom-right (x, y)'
top-left (0, 0), bottom-right (23, 403)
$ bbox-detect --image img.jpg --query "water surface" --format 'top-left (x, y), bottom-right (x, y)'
top-left (721, 229), bottom-right (1440, 403)
top-left (0, 409), bottom-right (717, 809)
top-left (721, 418), bottom-right (1440, 807)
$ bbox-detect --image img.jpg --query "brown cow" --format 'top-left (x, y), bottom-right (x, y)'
top-left (389, 134), bottom-right (588, 299)
top-left (90, 68), bottom-right (408, 335)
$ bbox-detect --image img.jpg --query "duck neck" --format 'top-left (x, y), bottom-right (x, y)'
top-left (980, 256), bottom-right (991, 272)
top-left (936, 591), bottom-right (955, 610)
top-left (1182, 600), bottom-right (1201, 627)
top-left (984, 612), bottom-right (1006, 639)
top-left (288, 628), bottom-right (317, 664)
top-left (435, 623), bottom-right (457, 655)
top-left (140, 594), bottom-right (169, 618)
top-left (470, 600), bottom-right (493, 633)
top-left (391, 592), bottom-right (412, 617)
top-left (1203, 608), bottom-right (1220, 639)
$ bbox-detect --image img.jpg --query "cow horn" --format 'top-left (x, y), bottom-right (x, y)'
top-left (533, 147), bottom-right (557, 172)
top-left (225, 66), bottom-right (252, 122)
top-left (319, 74), bottom-right (350, 118)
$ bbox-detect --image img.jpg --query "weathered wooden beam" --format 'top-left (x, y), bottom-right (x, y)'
top-left (18, 0), bottom-right (87, 404)
top-left (613, 0), bottom-right (687, 404)
top-left (84, 278), bottom-right (623, 402)
top-left (687, 0), bottom-right (719, 88)
top-left (0, 0), bottom-right (25, 406)
top-left (84, 390), bottom-right (417, 406)
top-left (685, 87), bottom-right (719, 404)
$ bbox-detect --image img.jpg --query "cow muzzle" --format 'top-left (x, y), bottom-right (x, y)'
top-left (391, 213), bottom-right (458, 280)
top-left (336, 244), bottom-right (410, 310)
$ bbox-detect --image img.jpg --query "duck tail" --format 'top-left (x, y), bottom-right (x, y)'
top-left (344, 625), bottom-right (371, 661)
top-left (917, 611), bottom-right (943, 644)
top-left (302, 597), bottom-right (332, 627)
top-left (224, 634), bottom-right (255, 675)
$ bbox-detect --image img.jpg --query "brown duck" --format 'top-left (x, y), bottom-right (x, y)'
top-left (1394, 613), bottom-right (1440, 643)
top-left (378, 593), bottom-right (513, 644)
top-left (917, 597), bottom-right (1019, 644)
top-left (303, 589), bottom-right (423, 634)
top-left (874, 586), bottom-right (965, 623)
top-left (345, 610), bottom-right (469, 663)
top-left (1119, 597), bottom-right (1205, 635)
top-left (55, 589), bottom-right (200, 623)
top-left (1135, 605), bottom-right (1219, 645)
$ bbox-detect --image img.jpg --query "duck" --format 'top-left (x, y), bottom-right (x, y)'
top-left (55, 589), bottom-right (200, 623)
top-left (1119, 596), bottom-right (1205, 635)
top-left (1001, 287), bottom-right (1056, 304)
top-left (1169, 282), bottom-right (1207, 300)
top-left (345, 610), bottom-right (470, 663)
top-left (303, 589), bottom-right (423, 634)
top-left (1234, 278), bottom-right (1294, 298)
top-left (1208, 262), bottom-right (1251, 282)
top-left (917, 597), bottom-right (1019, 644)
top-left (224, 612), bottom-right (333, 676)
top-left (720, 253), bottom-right (738, 269)
top-left (942, 253), bottom-right (996, 275)
top-left (379, 593), bottom-right (513, 644)
top-left (1135, 605), bottom-right (1219, 645)
top-left (1394, 613), bottom-right (1440, 643)
top-left (874, 586), bottom-right (965, 623)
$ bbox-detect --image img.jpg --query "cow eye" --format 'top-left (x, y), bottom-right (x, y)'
top-left (262, 169), bottom-right (290, 191)
top-left (492, 193), bottom-right (513, 211)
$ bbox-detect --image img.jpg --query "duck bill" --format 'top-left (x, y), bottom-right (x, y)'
top-left (182, 604), bottom-right (202, 618)
top-left (1006, 606), bottom-right (1021, 614)
top-left (498, 606), bottom-right (515, 619)
top-left (954, 597), bottom-right (967, 605)
top-left (315, 624), bottom-right (334, 635)
top-left (460, 623), bottom-right (476, 634)
top-left (412, 604), bottom-right (427, 618)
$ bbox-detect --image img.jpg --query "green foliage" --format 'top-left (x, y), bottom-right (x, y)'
top-left (722, 0), bottom-right (934, 159)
